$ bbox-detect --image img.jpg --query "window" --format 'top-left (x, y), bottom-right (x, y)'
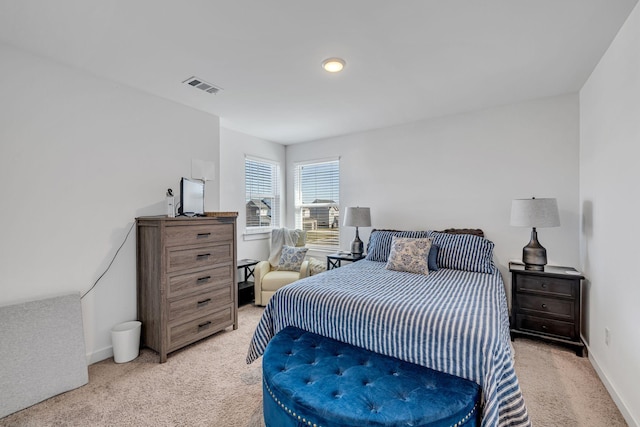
top-left (245, 157), bottom-right (281, 232)
top-left (294, 159), bottom-right (340, 249)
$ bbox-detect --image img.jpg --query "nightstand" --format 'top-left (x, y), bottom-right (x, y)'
top-left (237, 259), bottom-right (259, 306)
top-left (509, 262), bottom-right (585, 356)
top-left (326, 253), bottom-right (365, 270)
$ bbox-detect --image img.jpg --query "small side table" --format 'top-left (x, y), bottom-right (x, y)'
top-left (237, 259), bottom-right (259, 306)
top-left (326, 253), bottom-right (365, 270)
top-left (509, 262), bottom-right (585, 356)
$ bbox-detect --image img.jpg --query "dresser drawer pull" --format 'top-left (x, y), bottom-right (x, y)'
top-left (198, 321), bottom-right (212, 330)
top-left (197, 298), bottom-right (212, 307)
top-left (196, 233), bottom-right (211, 238)
top-left (196, 253), bottom-right (211, 260)
top-left (196, 275), bottom-right (211, 283)
top-left (541, 325), bottom-right (548, 330)
top-left (541, 303), bottom-right (547, 309)
top-left (541, 283), bottom-right (547, 289)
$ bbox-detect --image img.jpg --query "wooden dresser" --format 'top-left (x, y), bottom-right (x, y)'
top-left (509, 262), bottom-right (585, 356)
top-left (136, 215), bottom-right (237, 362)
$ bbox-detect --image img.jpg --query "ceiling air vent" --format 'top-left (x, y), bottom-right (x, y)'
top-left (182, 76), bottom-right (223, 95)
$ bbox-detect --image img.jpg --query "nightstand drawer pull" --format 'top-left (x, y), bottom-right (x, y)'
top-left (198, 321), bottom-right (212, 330)
top-left (196, 253), bottom-right (211, 260)
top-left (197, 232), bottom-right (211, 238)
top-left (542, 325), bottom-right (548, 330)
top-left (541, 283), bottom-right (547, 289)
top-left (196, 275), bottom-right (211, 283)
top-left (197, 298), bottom-right (211, 306)
top-left (541, 303), bottom-right (547, 309)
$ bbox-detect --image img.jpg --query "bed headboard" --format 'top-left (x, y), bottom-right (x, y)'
top-left (371, 228), bottom-right (484, 238)
top-left (439, 228), bottom-right (484, 238)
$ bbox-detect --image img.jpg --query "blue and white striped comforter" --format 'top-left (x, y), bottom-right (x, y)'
top-left (247, 260), bottom-right (530, 427)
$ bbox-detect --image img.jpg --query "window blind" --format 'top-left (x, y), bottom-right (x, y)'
top-left (245, 157), bottom-right (280, 231)
top-left (294, 159), bottom-right (340, 248)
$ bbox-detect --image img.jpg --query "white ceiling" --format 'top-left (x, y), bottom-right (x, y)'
top-left (0, 0), bottom-right (637, 144)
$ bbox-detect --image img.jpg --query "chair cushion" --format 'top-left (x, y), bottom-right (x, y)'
top-left (263, 326), bottom-right (481, 427)
top-left (261, 270), bottom-right (301, 291)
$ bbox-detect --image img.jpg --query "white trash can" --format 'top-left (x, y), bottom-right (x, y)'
top-left (111, 321), bottom-right (141, 363)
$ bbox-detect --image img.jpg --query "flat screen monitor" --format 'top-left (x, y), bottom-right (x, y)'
top-left (179, 178), bottom-right (204, 216)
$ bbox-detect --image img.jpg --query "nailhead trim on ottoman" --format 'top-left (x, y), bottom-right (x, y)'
top-left (262, 326), bottom-right (481, 427)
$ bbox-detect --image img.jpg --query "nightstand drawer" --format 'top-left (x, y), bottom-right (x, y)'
top-left (165, 224), bottom-right (233, 247)
top-left (516, 275), bottom-right (575, 298)
top-left (516, 294), bottom-right (574, 320)
top-left (168, 264), bottom-right (233, 299)
top-left (516, 314), bottom-right (576, 340)
top-left (167, 243), bottom-right (233, 272)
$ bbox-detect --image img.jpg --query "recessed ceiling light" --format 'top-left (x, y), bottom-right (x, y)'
top-left (322, 58), bottom-right (346, 73)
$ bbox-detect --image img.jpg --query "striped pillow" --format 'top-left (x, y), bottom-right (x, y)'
top-left (430, 232), bottom-right (494, 273)
top-left (366, 229), bottom-right (432, 262)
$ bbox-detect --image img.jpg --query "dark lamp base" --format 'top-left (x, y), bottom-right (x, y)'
top-left (351, 227), bottom-right (364, 256)
top-left (523, 228), bottom-right (547, 271)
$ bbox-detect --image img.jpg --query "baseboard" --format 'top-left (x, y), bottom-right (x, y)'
top-left (586, 343), bottom-right (639, 427)
top-left (87, 345), bottom-right (114, 365)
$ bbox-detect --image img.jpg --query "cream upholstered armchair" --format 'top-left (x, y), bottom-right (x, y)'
top-left (254, 228), bottom-right (310, 306)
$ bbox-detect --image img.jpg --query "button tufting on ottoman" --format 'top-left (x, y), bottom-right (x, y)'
top-left (262, 326), bottom-right (481, 427)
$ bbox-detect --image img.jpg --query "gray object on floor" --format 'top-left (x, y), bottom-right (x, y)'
top-left (0, 293), bottom-right (88, 418)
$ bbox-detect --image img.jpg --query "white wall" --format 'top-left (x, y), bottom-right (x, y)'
top-left (286, 94), bottom-right (581, 288)
top-left (580, 3), bottom-right (640, 425)
top-left (0, 42), bottom-right (221, 363)
top-left (219, 127), bottom-right (286, 262)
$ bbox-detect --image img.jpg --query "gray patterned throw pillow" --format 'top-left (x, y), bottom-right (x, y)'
top-left (385, 237), bottom-right (432, 275)
top-left (277, 245), bottom-right (308, 271)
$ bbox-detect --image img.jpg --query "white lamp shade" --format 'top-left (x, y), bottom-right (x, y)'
top-left (510, 198), bottom-right (560, 228)
top-left (343, 207), bottom-right (371, 227)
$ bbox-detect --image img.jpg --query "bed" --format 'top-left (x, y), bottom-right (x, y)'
top-left (247, 229), bottom-right (531, 427)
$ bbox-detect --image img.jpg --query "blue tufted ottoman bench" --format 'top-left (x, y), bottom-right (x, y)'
top-left (262, 326), bottom-right (481, 427)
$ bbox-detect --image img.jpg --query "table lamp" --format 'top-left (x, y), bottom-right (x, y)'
top-left (343, 207), bottom-right (371, 256)
top-left (510, 197), bottom-right (560, 271)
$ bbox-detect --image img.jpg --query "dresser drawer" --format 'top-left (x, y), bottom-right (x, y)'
top-left (168, 264), bottom-right (233, 299)
top-left (168, 306), bottom-right (234, 352)
top-left (168, 286), bottom-right (233, 322)
top-left (167, 242), bottom-right (233, 272)
top-left (516, 275), bottom-right (575, 298)
top-left (516, 294), bottom-right (574, 320)
top-left (165, 224), bottom-right (233, 247)
top-left (516, 314), bottom-right (576, 340)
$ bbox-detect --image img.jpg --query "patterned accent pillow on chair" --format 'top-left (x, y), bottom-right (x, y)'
top-left (277, 245), bottom-right (309, 271)
top-left (385, 237), bottom-right (432, 275)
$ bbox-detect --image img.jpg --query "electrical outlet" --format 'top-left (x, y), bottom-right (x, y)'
top-left (605, 327), bottom-right (611, 346)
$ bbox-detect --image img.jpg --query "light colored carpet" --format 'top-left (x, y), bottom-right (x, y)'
top-left (0, 304), bottom-right (627, 426)
top-left (513, 338), bottom-right (627, 426)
